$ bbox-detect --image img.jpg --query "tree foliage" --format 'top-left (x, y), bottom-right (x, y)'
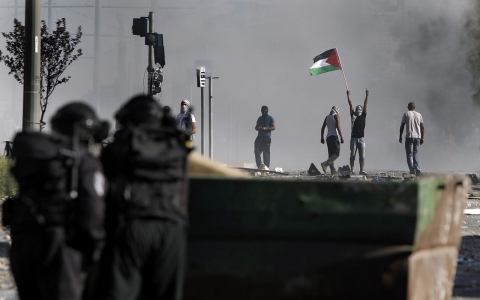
top-left (0, 18), bottom-right (83, 128)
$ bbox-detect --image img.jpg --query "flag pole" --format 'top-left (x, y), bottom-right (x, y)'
top-left (335, 47), bottom-right (349, 91)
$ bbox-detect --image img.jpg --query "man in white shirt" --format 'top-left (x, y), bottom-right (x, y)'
top-left (176, 99), bottom-right (197, 140)
top-left (320, 106), bottom-right (345, 174)
top-left (399, 102), bottom-right (424, 175)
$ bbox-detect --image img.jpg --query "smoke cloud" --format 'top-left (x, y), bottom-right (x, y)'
top-left (0, 0), bottom-right (479, 172)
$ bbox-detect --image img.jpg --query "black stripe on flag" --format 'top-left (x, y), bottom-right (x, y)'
top-left (313, 49), bottom-right (334, 63)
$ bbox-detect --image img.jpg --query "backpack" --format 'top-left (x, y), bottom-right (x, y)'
top-left (103, 126), bottom-right (190, 223)
top-left (5, 132), bottom-right (75, 230)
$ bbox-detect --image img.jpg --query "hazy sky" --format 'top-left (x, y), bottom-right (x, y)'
top-left (0, 0), bottom-right (478, 172)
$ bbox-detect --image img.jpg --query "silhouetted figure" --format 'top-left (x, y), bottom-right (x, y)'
top-left (254, 105), bottom-right (275, 169)
top-left (3, 141), bottom-right (12, 157)
top-left (5, 102), bottom-right (109, 300)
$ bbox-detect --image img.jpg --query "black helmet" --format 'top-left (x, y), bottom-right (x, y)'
top-left (50, 102), bottom-right (110, 142)
top-left (115, 95), bottom-right (163, 127)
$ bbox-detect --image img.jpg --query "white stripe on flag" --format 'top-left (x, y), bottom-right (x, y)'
top-left (310, 59), bottom-right (330, 69)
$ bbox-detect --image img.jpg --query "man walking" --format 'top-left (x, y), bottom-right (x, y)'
top-left (254, 105), bottom-right (275, 169)
top-left (321, 106), bottom-right (345, 174)
top-left (347, 89), bottom-right (369, 175)
top-left (399, 102), bottom-right (424, 175)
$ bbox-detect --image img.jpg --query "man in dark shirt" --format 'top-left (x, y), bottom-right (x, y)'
top-left (347, 89), bottom-right (369, 175)
top-left (254, 105), bottom-right (275, 169)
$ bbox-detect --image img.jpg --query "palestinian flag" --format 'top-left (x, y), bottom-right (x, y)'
top-left (309, 48), bottom-right (342, 76)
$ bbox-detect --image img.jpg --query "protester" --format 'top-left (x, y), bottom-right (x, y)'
top-left (176, 99), bottom-right (197, 141)
top-left (93, 95), bottom-right (190, 300)
top-left (254, 105), bottom-right (275, 169)
top-left (6, 102), bottom-right (109, 300)
top-left (347, 89), bottom-right (369, 175)
top-left (320, 106), bottom-right (345, 174)
top-left (399, 102), bottom-right (424, 175)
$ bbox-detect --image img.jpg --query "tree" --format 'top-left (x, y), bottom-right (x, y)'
top-left (0, 18), bottom-right (83, 129)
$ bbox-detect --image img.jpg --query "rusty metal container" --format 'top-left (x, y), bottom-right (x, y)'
top-left (184, 174), bottom-right (470, 300)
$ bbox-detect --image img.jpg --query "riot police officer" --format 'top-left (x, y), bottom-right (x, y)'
top-left (6, 102), bottom-right (109, 300)
top-left (93, 95), bottom-right (190, 300)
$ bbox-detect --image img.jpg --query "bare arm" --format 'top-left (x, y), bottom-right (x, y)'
top-left (420, 123), bottom-right (424, 145)
top-left (399, 123), bottom-right (405, 143)
top-left (347, 90), bottom-right (353, 115)
top-left (191, 122), bottom-right (197, 135)
top-left (321, 118), bottom-right (327, 144)
top-left (265, 122), bottom-right (275, 131)
top-left (255, 122), bottom-right (275, 131)
top-left (334, 114), bottom-right (344, 143)
top-left (363, 89), bottom-right (369, 114)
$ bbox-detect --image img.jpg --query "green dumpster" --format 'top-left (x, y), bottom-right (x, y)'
top-left (185, 174), bottom-right (470, 300)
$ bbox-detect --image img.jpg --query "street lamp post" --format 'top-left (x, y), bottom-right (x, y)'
top-left (207, 76), bottom-right (219, 159)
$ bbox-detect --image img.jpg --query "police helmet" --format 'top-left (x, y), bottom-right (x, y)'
top-left (50, 102), bottom-right (110, 142)
top-left (115, 95), bottom-right (163, 127)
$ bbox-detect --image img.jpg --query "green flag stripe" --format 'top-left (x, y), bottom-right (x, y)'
top-left (309, 65), bottom-right (340, 76)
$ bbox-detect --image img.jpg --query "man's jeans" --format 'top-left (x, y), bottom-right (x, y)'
top-left (405, 138), bottom-right (420, 174)
top-left (254, 136), bottom-right (271, 168)
top-left (323, 136), bottom-right (340, 170)
top-left (350, 137), bottom-right (365, 165)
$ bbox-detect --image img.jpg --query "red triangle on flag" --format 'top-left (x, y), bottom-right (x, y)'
top-left (326, 49), bottom-right (342, 69)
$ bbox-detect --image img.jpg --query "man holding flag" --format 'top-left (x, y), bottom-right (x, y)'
top-left (347, 89), bottom-right (369, 175)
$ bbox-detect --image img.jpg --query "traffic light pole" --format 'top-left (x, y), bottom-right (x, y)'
top-left (147, 11), bottom-right (154, 96)
top-left (201, 86), bottom-right (204, 155)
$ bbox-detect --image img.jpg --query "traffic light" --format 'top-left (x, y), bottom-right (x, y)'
top-left (196, 66), bottom-right (206, 88)
top-left (154, 45), bottom-right (165, 67)
top-left (154, 34), bottom-right (165, 67)
top-left (145, 34), bottom-right (165, 67)
top-left (144, 33), bottom-right (162, 46)
top-left (132, 18), bottom-right (148, 37)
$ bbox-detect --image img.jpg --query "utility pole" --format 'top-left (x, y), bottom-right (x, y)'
top-left (93, 0), bottom-right (100, 112)
top-left (207, 76), bottom-right (219, 159)
top-left (147, 11), bottom-right (154, 95)
top-left (23, 0), bottom-right (41, 132)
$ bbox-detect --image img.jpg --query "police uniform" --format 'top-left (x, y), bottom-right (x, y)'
top-left (7, 102), bottom-right (109, 300)
top-left (93, 95), bottom-right (189, 300)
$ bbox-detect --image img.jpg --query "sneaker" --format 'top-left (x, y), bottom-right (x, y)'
top-left (359, 171), bottom-right (368, 175)
top-left (351, 170), bottom-right (356, 175)
top-left (415, 167), bottom-right (422, 176)
top-left (320, 162), bottom-right (328, 174)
